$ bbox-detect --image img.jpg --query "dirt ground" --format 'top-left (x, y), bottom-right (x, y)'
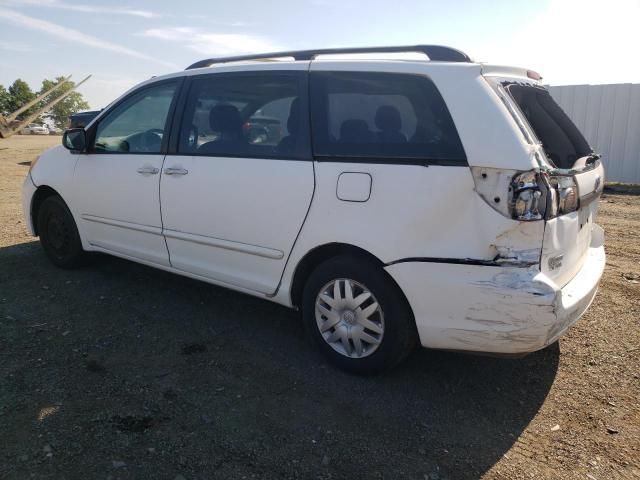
top-left (0, 135), bottom-right (638, 480)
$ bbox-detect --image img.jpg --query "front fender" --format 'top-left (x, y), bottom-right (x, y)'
top-left (29, 144), bottom-right (79, 190)
top-left (21, 174), bottom-right (38, 235)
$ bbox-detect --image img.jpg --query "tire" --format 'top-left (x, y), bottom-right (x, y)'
top-left (302, 255), bottom-right (417, 375)
top-left (37, 195), bottom-right (86, 269)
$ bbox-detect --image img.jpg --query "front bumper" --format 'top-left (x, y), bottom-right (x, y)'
top-left (385, 224), bottom-right (605, 354)
top-left (22, 173), bottom-right (37, 236)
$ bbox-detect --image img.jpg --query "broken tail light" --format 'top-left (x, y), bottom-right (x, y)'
top-left (509, 171), bottom-right (579, 221)
top-left (510, 170), bottom-right (545, 221)
top-left (547, 174), bottom-right (579, 217)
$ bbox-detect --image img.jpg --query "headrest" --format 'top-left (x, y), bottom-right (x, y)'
top-left (209, 103), bottom-right (243, 132)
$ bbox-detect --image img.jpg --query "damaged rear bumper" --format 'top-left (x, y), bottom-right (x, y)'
top-left (385, 224), bottom-right (605, 354)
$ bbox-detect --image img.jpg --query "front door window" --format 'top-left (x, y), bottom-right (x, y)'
top-left (93, 82), bottom-right (178, 154)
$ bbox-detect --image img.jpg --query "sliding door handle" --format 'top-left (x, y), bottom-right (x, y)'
top-left (137, 166), bottom-right (159, 175)
top-left (164, 167), bottom-right (188, 176)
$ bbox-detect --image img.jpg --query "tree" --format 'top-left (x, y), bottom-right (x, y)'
top-left (39, 77), bottom-right (90, 129)
top-left (0, 84), bottom-right (10, 115)
top-left (7, 79), bottom-right (36, 119)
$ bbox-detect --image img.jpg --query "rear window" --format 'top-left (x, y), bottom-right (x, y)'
top-left (506, 84), bottom-right (592, 169)
top-left (310, 71), bottom-right (466, 165)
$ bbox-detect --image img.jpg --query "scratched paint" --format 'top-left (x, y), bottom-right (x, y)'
top-left (386, 235), bottom-right (604, 354)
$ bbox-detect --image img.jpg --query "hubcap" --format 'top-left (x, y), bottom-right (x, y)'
top-left (315, 278), bottom-right (384, 358)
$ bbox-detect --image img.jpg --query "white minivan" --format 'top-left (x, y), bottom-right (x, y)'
top-left (22, 46), bottom-right (605, 374)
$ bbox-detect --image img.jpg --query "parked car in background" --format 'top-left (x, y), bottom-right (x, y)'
top-left (20, 124), bottom-right (49, 135)
top-left (68, 110), bottom-right (101, 129)
top-left (48, 126), bottom-right (63, 135)
top-left (22, 45), bottom-right (606, 374)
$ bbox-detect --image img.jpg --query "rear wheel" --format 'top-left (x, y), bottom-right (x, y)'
top-left (302, 255), bottom-right (417, 375)
top-left (37, 195), bottom-right (86, 269)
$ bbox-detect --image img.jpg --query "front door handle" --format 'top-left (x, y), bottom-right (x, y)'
top-left (164, 167), bottom-right (188, 176)
top-left (137, 166), bottom-right (159, 175)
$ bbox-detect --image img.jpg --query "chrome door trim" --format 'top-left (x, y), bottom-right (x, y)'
top-left (162, 228), bottom-right (285, 260)
top-left (81, 214), bottom-right (162, 236)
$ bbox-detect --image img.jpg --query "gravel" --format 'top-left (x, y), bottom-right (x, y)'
top-left (1, 136), bottom-right (638, 479)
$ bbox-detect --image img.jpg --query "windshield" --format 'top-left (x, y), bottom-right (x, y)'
top-left (505, 83), bottom-right (592, 169)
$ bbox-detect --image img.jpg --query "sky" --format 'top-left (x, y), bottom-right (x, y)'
top-left (1, 0), bottom-right (639, 110)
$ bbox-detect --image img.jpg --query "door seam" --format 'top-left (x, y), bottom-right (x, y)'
top-left (159, 153), bottom-right (172, 266)
top-left (268, 64), bottom-right (315, 298)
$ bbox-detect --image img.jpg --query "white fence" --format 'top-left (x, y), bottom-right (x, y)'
top-left (549, 83), bottom-right (640, 184)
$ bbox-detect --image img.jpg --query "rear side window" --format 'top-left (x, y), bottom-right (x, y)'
top-left (506, 84), bottom-right (592, 169)
top-left (177, 72), bottom-right (310, 159)
top-left (310, 71), bottom-right (466, 165)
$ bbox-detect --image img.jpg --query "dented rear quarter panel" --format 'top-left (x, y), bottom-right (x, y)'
top-left (386, 230), bottom-right (604, 354)
top-left (386, 261), bottom-right (558, 353)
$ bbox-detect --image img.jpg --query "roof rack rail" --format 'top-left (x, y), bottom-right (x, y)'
top-left (185, 45), bottom-right (471, 70)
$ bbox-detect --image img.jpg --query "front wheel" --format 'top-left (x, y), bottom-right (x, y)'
top-left (302, 255), bottom-right (417, 375)
top-left (37, 195), bottom-right (86, 269)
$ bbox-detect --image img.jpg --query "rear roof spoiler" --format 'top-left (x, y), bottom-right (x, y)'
top-left (186, 45), bottom-right (471, 70)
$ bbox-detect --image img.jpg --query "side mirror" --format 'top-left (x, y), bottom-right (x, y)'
top-left (62, 128), bottom-right (87, 152)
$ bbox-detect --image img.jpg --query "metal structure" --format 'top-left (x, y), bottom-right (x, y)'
top-left (549, 83), bottom-right (640, 184)
top-left (186, 45), bottom-right (471, 70)
top-left (0, 75), bottom-right (92, 139)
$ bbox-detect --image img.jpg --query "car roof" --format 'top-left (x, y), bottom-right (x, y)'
top-left (139, 45), bottom-right (478, 86)
top-left (185, 45), bottom-right (472, 69)
top-left (147, 57), bottom-right (484, 82)
top-left (146, 59), bottom-right (537, 88)
top-left (98, 47), bottom-right (538, 119)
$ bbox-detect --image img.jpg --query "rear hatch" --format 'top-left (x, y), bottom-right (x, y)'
top-left (503, 82), bottom-right (604, 287)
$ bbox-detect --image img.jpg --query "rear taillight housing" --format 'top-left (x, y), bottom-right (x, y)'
top-left (547, 174), bottom-right (579, 217)
top-left (510, 170), bottom-right (545, 221)
top-left (508, 170), bottom-right (579, 221)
